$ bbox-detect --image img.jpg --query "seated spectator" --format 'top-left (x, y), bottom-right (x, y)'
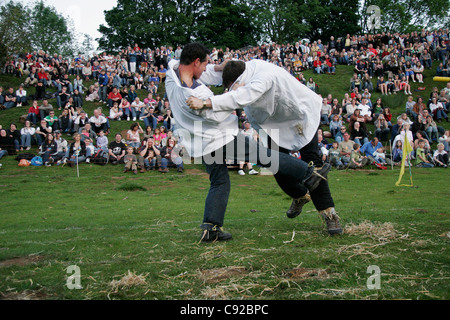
top-left (436, 62), bottom-right (449, 77)
top-left (109, 102), bottom-right (123, 121)
top-left (320, 97), bottom-right (331, 125)
top-left (329, 114), bottom-right (342, 138)
top-left (357, 98), bottom-right (372, 122)
top-left (27, 100), bottom-right (40, 125)
top-left (338, 132), bottom-right (354, 165)
top-left (72, 89), bottom-right (84, 108)
top-left (96, 130), bottom-right (109, 152)
top-left (56, 87), bottom-right (70, 110)
top-left (130, 97), bottom-right (145, 121)
top-left (328, 141), bottom-right (344, 169)
top-left (120, 97), bottom-right (133, 121)
top-left (0, 128), bottom-right (15, 159)
top-left (350, 73), bottom-right (361, 91)
top-left (350, 121), bottom-right (369, 146)
top-left (40, 132), bottom-right (58, 166)
top-left (107, 86), bottom-right (122, 108)
top-left (429, 97), bottom-right (449, 122)
top-left (127, 123), bottom-right (143, 149)
top-left (67, 133), bottom-right (87, 167)
top-left (376, 76), bottom-right (389, 95)
top-left (391, 136), bottom-right (402, 164)
top-left (397, 112), bottom-right (413, 126)
top-left (425, 115), bottom-right (439, 142)
top-left (349, 143), bottom-right (369, 169)
top-left (138, 137), bottom-right (162, 171)
top-left (123, 146), bottom-right (138, 174)
top-left (39, 99), bottom-right (54, 120)
top-left (147, 80), bottom-right (158, 96)
top-left (73, 111), bottom-right (89, 133)
top-left (15, 85), bottom-right (27, 107)
top-left (412, 61), bottom-right (424, 83)
top-left (438, 129), bottom-right (450, 152)
top-left (85, 84), bottom-right (100, 102)
top-left (433, 143), bottom-right (448, 167)
top-left (54, 130), bottom-right (68, 164)
top-left (89, 108), bottom-right (108, 134)
top-left (108, 133), bottom-right (126, 164)
top-left (160, 137), bottom-right (184, 173)
top-left (415, 139), bottom-right (434, 168)
top-left (374, 114), bottom-right (390, 142)
top-left (20, 120), bottom-right (36, 151)
top-left (163, 109), bottom-right (174, 131)
top-left (45, 110), bottom-right (59, 132)
top-left (3, 87), bottom-right (17, 109)
top-left (79, 123), bottom-right (97, 142)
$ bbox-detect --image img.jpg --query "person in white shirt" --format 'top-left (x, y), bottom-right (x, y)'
top-left (182, 50), bottom-right (341, 239)
top-left (20, 120), bottom-right (35, 150)
top-left (89, 109), bottom-right (108, 134)
top-left (357, 98), bottom-right (372, 121)
top-left (237, 121), bottom-right (259, 176)
top-left (15, 85), bottom-right (27, 107)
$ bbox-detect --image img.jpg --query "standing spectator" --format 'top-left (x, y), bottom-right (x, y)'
top-left (98, 69), bottom-right (109, 103)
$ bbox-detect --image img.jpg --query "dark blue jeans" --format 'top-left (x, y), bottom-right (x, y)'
top-left (201, 133), bottom-right (312, 229)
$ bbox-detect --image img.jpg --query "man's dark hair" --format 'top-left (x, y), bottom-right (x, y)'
top-left (180, 43), bottom-right (210, 65)
top-left (222, 60), bottom-right (246, 89)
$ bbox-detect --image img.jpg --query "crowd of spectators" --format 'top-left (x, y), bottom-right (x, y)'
top-left (0, 29), bottom-right (449, 172)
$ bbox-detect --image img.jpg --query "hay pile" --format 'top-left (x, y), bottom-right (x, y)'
top-left (344, 220), bottom-right (407, 242)
top-left (109, 270), bottom-right (148, 292)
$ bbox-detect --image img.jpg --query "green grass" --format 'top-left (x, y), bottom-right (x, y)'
top-left (0, 64), bottom-right (449, 300)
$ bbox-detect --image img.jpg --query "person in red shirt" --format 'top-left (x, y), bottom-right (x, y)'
top-left (27, 100), bottom-right (40, 124)
top-left (37, 68), bottom-right (49, 86)
top-left (107, 86), bottom-right (122, 108)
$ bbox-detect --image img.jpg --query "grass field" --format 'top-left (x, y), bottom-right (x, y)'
top-left (0, 62), bottom-right (449, 301)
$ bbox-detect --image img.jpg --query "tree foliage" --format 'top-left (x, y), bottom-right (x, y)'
top-left (0, 0), bottom-right (80, 62)
top-left (359, 0), bottom-right (450, 33)
top-left (98, 0), bottom-right (450, 51)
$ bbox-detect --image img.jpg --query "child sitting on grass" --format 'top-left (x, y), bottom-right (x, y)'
top-left (349, 143), bottom-right (369, 169)
top-left (124, 146), bottom-right (138, 174)
top-left (416, 140), bottom-right (434, 168)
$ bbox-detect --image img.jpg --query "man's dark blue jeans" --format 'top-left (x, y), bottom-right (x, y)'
top-left (201, 133), bottom-right (313, 230)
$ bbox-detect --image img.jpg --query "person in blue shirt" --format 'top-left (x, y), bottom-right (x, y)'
top-left (98, 69), bottom-right (109, 103)
top-left (360, 137), bottom-right (394, 166)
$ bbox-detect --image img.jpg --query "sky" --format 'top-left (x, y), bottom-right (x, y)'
top-left (24, 0), bottom-right (118, 49)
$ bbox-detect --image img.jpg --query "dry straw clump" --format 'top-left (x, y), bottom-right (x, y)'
top-left (109, 270), bottom-right (148, 292)
top-left (344, 220), bottom-right (407, 242)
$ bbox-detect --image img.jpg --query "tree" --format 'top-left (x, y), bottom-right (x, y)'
top-left (0, 1), bottom-right (32, 64)
top-left (196, 0), bottom-right (258, 48)
top-left (359, 0), bottom-right (450, 33)
top-left (305, 0), bottom-right (361, 42)
top-left (29, 1), bottom-right (76, 57)
top-left (97, 0), bottom-right (208, 51)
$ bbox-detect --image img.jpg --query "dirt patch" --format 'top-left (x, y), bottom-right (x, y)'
top-left (199, 266), bottom-right (248, 283)
top-left (0, 255), bottom-right (45, 268)
top-left (185, 169), bottom-right (206, 175)
top-left (283, 268), bottom-right (328, 281)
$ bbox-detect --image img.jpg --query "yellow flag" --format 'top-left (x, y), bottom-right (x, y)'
top-left (395, 134), bottom-right (413, 187)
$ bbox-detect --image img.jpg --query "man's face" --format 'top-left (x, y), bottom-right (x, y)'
top-left (193, 56), bottom-right (209, 80)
